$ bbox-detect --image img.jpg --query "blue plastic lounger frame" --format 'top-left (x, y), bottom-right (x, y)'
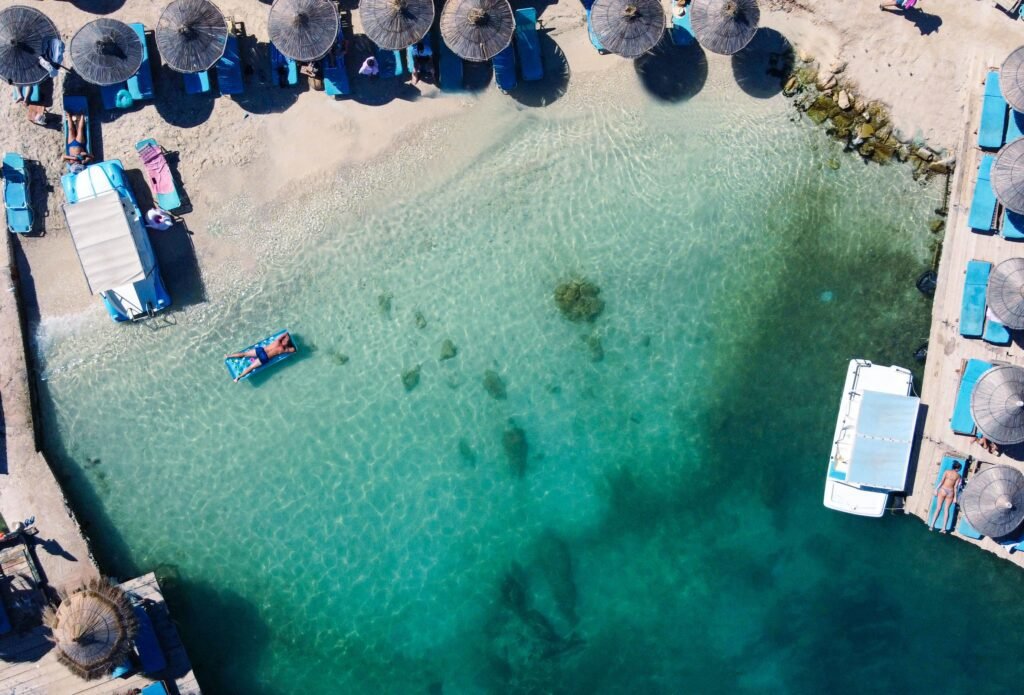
top-left (183, 70), bottom-right (212, 94)
top-left (670, 9), bottom-right (696, 45)
top-left (439, 37), bottom-right (463, 91)
top-left (979, 71), bottom-right (1008, 150)
top-left (1004, 209), bottom-right (1024, 240)
top-left (493, 43), bottom-right (517, 92)
top-left (216, 33), bottom-right (244, 95)
top-left (984, 316), bottom-right (1012, 345)
top-left (270, 45), bottom-right (298, 86)
top-left (225, 329), bottom-right (296, 381)
top-left (968, 155), bottom-right (998, 232)
top-left (960, 260), bottom-right (990, 338)
top-left (514, 8), bottom-right (543, 81)
top-left (951, 358), bottom-right (994, 435)
top-left (127, 23), bottom-right (154, 101)
top-left (928, 456), bottom-right (965, 532)
top-left (3, 152), bottom-right (33, 234)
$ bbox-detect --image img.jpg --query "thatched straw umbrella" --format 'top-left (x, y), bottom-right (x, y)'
top-left (589, 0), bottom-right (664, 59)
top-left (70, 18), bottom-right (143, 86)
top-left (268, 0), bottom-right (339, 62)
top-left (1002, 46), bottom-right (1024, 114)
top-left (961, 465), bottom-right (1024, 538)
top-left (993, 138), bottom-right (1024, 216)
top-left (987, 258), bottom-right (1024, 330)
top-left (440, 0), bottom-right (514, 62)
top-left (44, 579), bottom-right (138, 680)
top-left (156, 0), bottom-right (228, 73)
top-left (971, 365), bottom-right (1024, 446)
top-left (0, 5), bottom-right (60, 85)
top-left (361, 0), bottom-right (435, 51)
top-left (690, 0), bottom-right (759, 56)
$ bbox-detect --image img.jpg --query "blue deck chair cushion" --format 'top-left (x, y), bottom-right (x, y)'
top-left (671, 11), bottom-right (696, 45)
top-left (0, 598), bottom-right (10, 635)
top-left (101, 84), bottom-right (133, 110)
top-left (216, 33), bottom-right (244, 95)
top-left (514, 8), bottom-right (543, 82)
top-left (951, 358), bottom-right (994, 435)
top-left (1007, 109), bottom-right (1024, 144)
top-left (377, 49), bottom-right (404, 78)
top-left (493, 44), bottom-right (517, 92)
top-left (960, 260), bottom-right (991, 338)
top-left (957, 513), bottom-right (984, 540)
top-left (968, 155), bottom-right (998, 232)
top-left (1005, 209), bottom-right (1024, 240)
top-left (586, 8), bottom-right (607, 53)
top-left (183, 70), bottom-right (211, 94)
top-left (132, 603), bottom-right (166, 673)
top-left (323, 52), bottom-right (349, 97)
top-left (126, 23), bottom-right (154, 101)
top-left (979, 71), bottom-right (1008, 150)
top-left (928, 456), bottom-right (965, 532)
top-left (983, 316), bottom-right (1012, 345)
top-left (439, 38), bottom-right (463, 91)
top-left (270, 46), bottom-right (299, 87)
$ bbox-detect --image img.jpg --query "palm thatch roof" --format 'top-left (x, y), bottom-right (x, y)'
top-left (156, 0), bottom-right (228, 73)
top-left (70, 18), bottom-right (143, 86)
top-left (0, 5), bottom-right (60, 85)
top-left (440, 0), bottom-right (514, 62)
top-left (994, 138), bottom-right (1024, 216)
top-left (1001, 46), bottom-right (1024, 114)
top-left (361, 0), bottom-right (435, 51)
top-left (590, 0), bottom-right (665, 59)
top-left (268, 0), bottom-right (339, 62)
top-left (690, 0), bottom-right (759, 55)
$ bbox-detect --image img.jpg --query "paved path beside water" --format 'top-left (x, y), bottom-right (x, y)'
top-left (908, 54), bottom-right (1024, 569)
top-left (0, 233), bottom-right (97, 592)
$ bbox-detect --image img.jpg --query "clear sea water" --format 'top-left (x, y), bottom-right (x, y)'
top-left (34, 58), bottom-right (1024, 693)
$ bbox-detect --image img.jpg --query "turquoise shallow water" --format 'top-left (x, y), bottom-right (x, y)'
top-left (35, 66), bottom-right (1024, 693)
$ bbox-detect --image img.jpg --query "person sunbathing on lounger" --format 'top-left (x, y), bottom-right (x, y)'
top-left (411, 42), bottom-right (434, 85)
top-left (63, 113), bottom-right (91, 170)
top-left (225, 332), bottom-right (296, 382)
top-left (928, 460), bottom-right (961, 532)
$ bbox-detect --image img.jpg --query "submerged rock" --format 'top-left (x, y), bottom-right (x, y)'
top-left (440, 339), bottom-right (458, 361)
top-left (554, 278), bottom-right (605, 323)
top-left (402, 365), bottom-right (421, 392)
top-left (378, 293), bottom-right (393, 317)
top-left (458, 438), bottom-right (477, 465)
top-left (330, 351), bottom-right (350, 366)
top-left (414, 310), bottom-right (427, 329)
top-left (929, 217), bottom-right (945, 233)
top-left (483, 370), bottom-right (507, 400)
top-left (503, 421), bottom-right (528, 476)
top-left (583, 333), bottom-right (604, 362)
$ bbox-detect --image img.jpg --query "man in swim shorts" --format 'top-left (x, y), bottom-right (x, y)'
top-left (226, 332), bottom-right (296, 382)
top-left (928, 460), bottom-right (962, 532)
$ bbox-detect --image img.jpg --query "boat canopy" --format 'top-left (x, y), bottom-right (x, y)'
top-left (63, 190), bottom-right (146, 295)
top-left (845, 390), bottom-right (920, 491)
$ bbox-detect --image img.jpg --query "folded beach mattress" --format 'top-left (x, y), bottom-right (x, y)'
top-left (960, 260), bottom-right (990, 338)
top-left (225, 329), bottom-right (295, 381)
top-left (928, 456), bottom-right (965, 533)
top-left (951, 358), bottom-right (993, 435)
top-left (979, 71), bottom-right (1008, 150)
top-left (968, 155), bottom-right (997, 232)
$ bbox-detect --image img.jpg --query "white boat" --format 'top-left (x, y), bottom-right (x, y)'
top-left (824, 359), bottom-right (919, 517)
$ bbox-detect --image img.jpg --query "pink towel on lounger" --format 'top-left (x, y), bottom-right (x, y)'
top-left (138, 144), bottom-right (175, 196)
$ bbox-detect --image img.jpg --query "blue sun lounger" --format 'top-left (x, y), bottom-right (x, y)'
top-left (957, 511), bottom-right (984, 539)
top-left (1007, 108), bottom-right (1024, 143)
top-left (323, 51), bottom-right (350, 97)
top-left (0, 598), bottom-right (11, 636)
top-left (1004, 209), bottom-right (1024, 240)
top-left (136, 138), bottom-right (182, 212)
top-left (960, 260), bottom-right (990, 338)
top-left (585, 6), bottom-right (608, 54)
top-left (184, 70), bottom-right (212, 94)
top-left (928, 456), bottom-right (965, 532)
top-left (127, 23), bottom-right (154, 101)
top-left (378, 49), bottom-right (405, 78)
top-left (493, 43), bottom-right (517, 92)
top-left (984, 315), bottom-right (1012, 345)
top-left (3, 152), bottom-right (33, 234)
top-left (968, 155), bottom-right (998, 232)
top-left (216, 32), bottom-right (244, 95)
top-left (140, 683), bottom-right (169, 695)
top-left (951, 358), bottom-right (993, 435)
top-left (670, 10), bottom-right (696, 45)
top-left (270, 45), bottom-right (298, 87)
top-left (225, 329), bottom-right (296, 381)
top-left (979, 71), bottom-right (1008, 150)
top-left (132, 602), bottom-right (166, 673)
top-left (439, 38), bottom-right (463, 91)
top-left (62, 96), bottom-right (91, 173)
top-left (515, 8), bottom-right (543, 81)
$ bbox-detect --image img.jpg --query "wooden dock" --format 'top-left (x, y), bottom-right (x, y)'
top-left (906, 57), bottom-right (1024, 570)
top-left (0, 572), bottom-right (201, 694)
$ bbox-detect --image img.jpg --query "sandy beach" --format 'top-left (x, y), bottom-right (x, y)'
top-left (1, 0), bottom-right (1018, 325)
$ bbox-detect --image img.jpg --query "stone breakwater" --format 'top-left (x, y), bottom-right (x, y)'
top-left (784, 52), bottom-right (955, 180)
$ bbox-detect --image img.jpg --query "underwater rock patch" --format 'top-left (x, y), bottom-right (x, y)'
top-left (414, 311), bottom-right (427, 329)
top-left (402, 365), bottom-right (421, 392)
top-left (483, 370), bottom-right (507, 400)
top-left (378, 293), bottom-right (393, 317)
top-left (329, 351), bottom-right (349, 366)
top-left (440, 339), bottom-right (458, 361)
top-left (458, 438), bottom-right (477, 465)
top-left (554, 278), bottom-right (604, 323)
top-left (583, 332), bottom-right (604, 362)
top-left (503, 421), bottom-right (528, 477)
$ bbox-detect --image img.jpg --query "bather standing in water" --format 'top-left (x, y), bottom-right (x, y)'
top-left (928, 460), bottom-right (961, 532)
top-left (226, 332), bottom-right (296, 382)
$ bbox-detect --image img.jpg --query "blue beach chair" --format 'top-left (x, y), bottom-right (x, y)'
top-left (378, 49), bottom-right (405, 78)
top-left (132, 602), bottom-right (166, 673)
top-left (670, 9), bottom-right (696, 45)
top-left (960, 260), bottom-right (991, 338)
top-left (979, 71), bottom-right (1008, 150)
top-left (216, 32), bottom-right (244, 95)
top-left (11, 83), bottom-right (40, 104)
top-left (951, 358), bottom-right (993, 435)
top-left (984, 315), bottom-right (1012, 345)
top-left (493, 43), bottom-right (517, 92)
top-left (323, 51), bottom-right (350, 97)
top-left (270, 45), bottom-right (298, 87)
top-left (0, 598), bottom-right (11, 635)
top-left (62, 96), bottom-right (91, 173)
top-left (127, 23), bottom-right (154, 101)
top-left (515, 8), bottom-right (543, 82)
top-left (1006, 108), bottom-right (1024, 143)
top-left (183, 70), bottom-right (212, 95)
top-left (585, 6), bottom-right (608, 54)
top-left (957, 512), bottom-right (984, 540)
top-left (968, 155), bottom-right (998, 232)
top-left (136, 138), bottom-right (183, 212)
top-left (1004, 209), bottom-right (1024, 240)
top-left (3, 152), bottom-right (33, 234)
top-left (100, 83), bottom-right (133, 110)
top-left (140, 683), bottom-right (169, 695)
top-left (927, 456), bottom-right (965, 532)
top-left (439, 38), bottom-right (463, 91)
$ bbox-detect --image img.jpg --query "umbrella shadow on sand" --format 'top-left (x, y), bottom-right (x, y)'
top-left (508, 29), bottom-right (570, 108)
top-left (633, 37), bottom-right (708, 103)
top-left (730, 27), bottom-right (793, 99)
top-left (64, 0), bottom-right (126, 14)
